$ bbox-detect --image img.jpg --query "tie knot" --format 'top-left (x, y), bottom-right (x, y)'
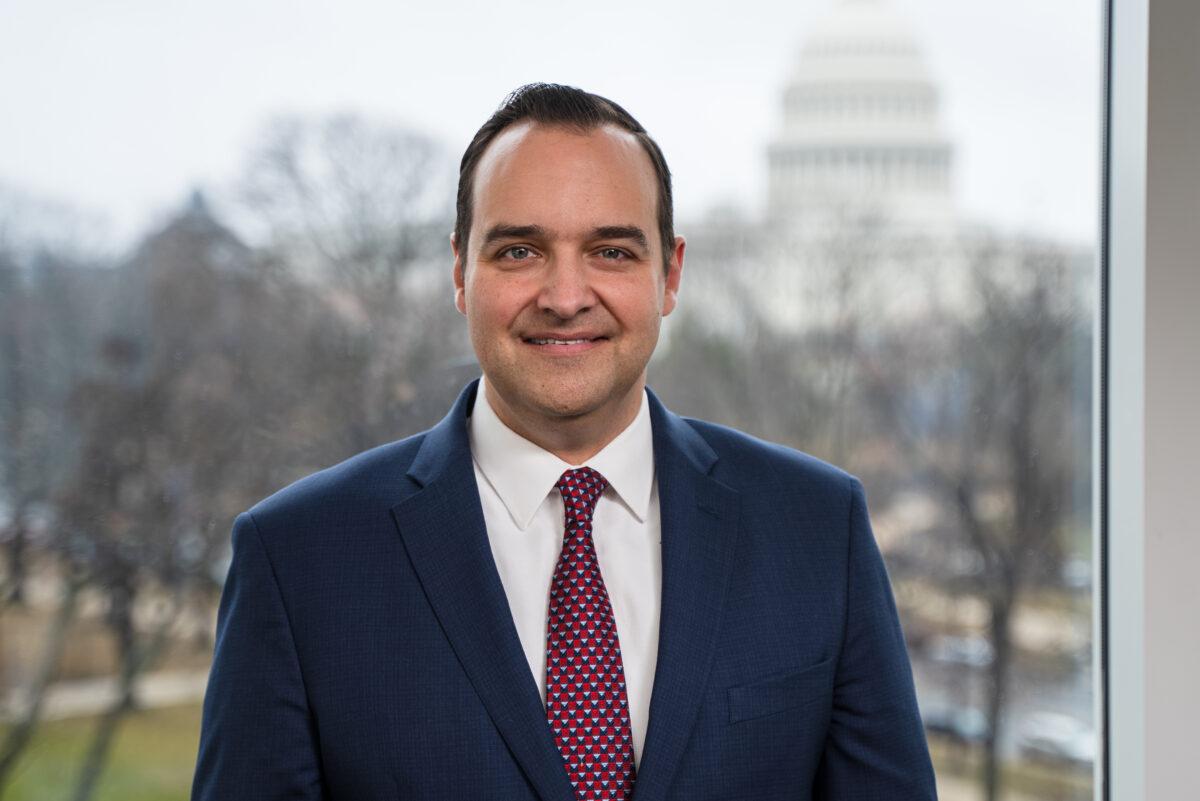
top-left (555, 466), bottom-right (608, 514)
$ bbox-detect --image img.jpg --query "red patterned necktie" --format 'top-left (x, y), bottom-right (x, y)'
top-left (545, 467), bottom-right (637, 800)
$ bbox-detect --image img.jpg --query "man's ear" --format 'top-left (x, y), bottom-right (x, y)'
top-left (451, 232), bottom-right (467, 316)
top-left (661, 235), bottom-right (685, 318)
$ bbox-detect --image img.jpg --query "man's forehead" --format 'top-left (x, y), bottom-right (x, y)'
top-left (479, 119), bottom-right (645, 168)
top-left (470, 121), bottom-right (658, 239)
top-left (474, 122), bottom-right (654, 197)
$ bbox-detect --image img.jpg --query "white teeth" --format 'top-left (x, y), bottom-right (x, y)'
top-left (530, 338), bottom-right (591, 345)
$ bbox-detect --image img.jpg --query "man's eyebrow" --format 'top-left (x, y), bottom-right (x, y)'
top-left (480, 223), bottom-right (650, 252)
top-left (592, 226), bottom-right (650, 251)
top-left (481, 224), bottom-right (549, 247)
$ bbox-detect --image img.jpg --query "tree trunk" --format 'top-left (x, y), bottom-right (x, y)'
top-left (69, 593), bottom-right (178, 801)
top-left (1, 513), bottom-right (28, 608)
top-left (982, 595), bottom-right (1014, 801)
top-left (0, 575), bottom-right (84, 791)
top-left (67, 644), bottom-right (137, 801)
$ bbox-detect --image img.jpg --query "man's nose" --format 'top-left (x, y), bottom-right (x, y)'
top-left (537, 255), bottom-right (596, 319)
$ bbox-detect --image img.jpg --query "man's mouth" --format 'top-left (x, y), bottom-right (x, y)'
top-left (521, 334), bottom-right (609, 353)
top-left (525, 337), bottom-right (604, 345)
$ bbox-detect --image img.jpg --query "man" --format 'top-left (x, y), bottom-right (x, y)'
top-left (192, 83), bottom-right (937, 800)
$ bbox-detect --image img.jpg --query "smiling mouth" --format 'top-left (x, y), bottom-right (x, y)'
top-left (520, 335), bottom-right (609, 354)
top-left (524, 337), bottom-right (605, 345)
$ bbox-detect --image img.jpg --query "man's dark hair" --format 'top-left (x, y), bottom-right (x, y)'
top-left (455, 83), bottom-right (675, 271)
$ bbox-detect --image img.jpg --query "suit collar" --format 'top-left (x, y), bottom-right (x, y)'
top-left (407, 379), bottom-right (719, 485)
top-left (468, 377), bottom-right (656, 528)
top-left (394, 380), bottom-right (577, 801)
top-left (403, 379), bottom-right (478, 489)
top-left (397, 380), bottom-right (737, 801)
top-left (405, 376), bottom-right (710, 494)
top-left (632, 388), bottom-right (737, 801)
top-left (644, 385), bottom-right (718, 477)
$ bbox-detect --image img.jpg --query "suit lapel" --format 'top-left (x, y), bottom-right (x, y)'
top-left (391, 382), bottom-right (575, 801)
top-left (631, 391), bottom-right (740, 801)
top-left (390, 383), bottom-right (738, 801)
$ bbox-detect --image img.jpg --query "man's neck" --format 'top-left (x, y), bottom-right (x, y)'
top-left (482, 380), bottom-right (645, 466)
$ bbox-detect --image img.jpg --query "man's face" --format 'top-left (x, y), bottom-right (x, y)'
top-left (453, 121), bottom-right (684, 432)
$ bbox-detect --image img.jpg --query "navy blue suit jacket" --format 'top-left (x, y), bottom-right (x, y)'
top-left (192, 381), bottom-right (936, 800)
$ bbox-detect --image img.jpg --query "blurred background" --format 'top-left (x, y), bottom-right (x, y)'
top-left (0, 0), bottom-right (1100, 798)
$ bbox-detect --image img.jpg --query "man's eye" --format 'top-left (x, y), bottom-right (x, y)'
top-left (599, 248), bottom-right (629, 260)
top-left (502, 246), bottom-right (532, 260)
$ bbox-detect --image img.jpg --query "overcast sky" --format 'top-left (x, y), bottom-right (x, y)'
top-left (0, 0), bottom-right (1102, 250)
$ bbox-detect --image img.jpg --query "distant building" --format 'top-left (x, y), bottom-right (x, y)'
top-left (680, 0), bottom-right (965, 334)
top-left (674, 0), bottom-right (1091, 338)
top-left (767, 0), bottom-right (956, 235)
top-left (114, 190), bottom-right (257, 375)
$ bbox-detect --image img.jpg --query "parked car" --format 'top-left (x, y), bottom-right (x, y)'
top-left (922, 705), bottom-right (988, 746)
top-left (1017, 712), bottom-right (1095, 770)
top-left (925, 634), bottom-right (995, 668)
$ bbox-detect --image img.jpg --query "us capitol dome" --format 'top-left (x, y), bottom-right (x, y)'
top-left (767, 0), bottom-right (956, 231)
top-left (676, 0), bottom-right (974, 336)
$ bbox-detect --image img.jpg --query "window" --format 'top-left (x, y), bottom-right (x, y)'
top-left (0, 0), bottom-right (1115, 798)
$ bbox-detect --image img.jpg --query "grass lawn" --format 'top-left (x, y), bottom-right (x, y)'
top-left (929, 737), bottom-right (1093, 801)
top-left (1, 704), bottom-right (1094, 801)
top-left (0, 704), bottom-right (202, 801)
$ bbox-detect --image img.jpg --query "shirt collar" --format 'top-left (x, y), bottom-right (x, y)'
top-left (468, 377), bottom-right (655, 530)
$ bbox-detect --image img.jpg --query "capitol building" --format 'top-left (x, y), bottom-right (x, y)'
top-left (767, 0), bottom-right (955, 233)
top-left (681, 0), bottom-right (981, 332)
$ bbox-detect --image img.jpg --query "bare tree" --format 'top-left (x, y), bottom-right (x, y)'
top-left (655, 212), bottom-right (911, 475)
top-left (0, 189), bottom-right (117, 791)
top-left (660, 214), bottom-right (1091, 800)
top-left (44, 206), bottom-right (249, 798)
top-left (0, 186), bottom-right (111, 607)
top-left (0, 121), bottom-right (466, 796)
top-left (238, 112), bottom-right (465, 451)
top-left (31, 170), bottom-right (461, 797)
top-left (864, 237), bottom-right (1089, 801)
top-left (39, 198), bottom-right (330, 800)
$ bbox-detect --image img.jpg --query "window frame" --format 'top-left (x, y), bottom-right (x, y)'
top-left (1104, 0), bottom-right (1200, 798)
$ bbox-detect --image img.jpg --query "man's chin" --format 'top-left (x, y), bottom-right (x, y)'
top-left (526, 392), bottom-right (608, 421)
top-left (484, 364), bottom-right (644, 427)
top-left (519, 381), bottom-right (635, 424)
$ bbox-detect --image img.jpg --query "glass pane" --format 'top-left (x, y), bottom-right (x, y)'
top-left (655, 3), bottom-right (1100, 800)
top-left (0, 0), bottom-right (1099, 799)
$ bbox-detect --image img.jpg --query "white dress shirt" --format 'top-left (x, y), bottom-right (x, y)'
top-left (467, 378), bottom-right (662, 768)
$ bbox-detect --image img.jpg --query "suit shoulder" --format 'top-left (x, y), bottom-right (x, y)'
top-left (681, 416), bottom-right (857, 497)
top-left (246, 431), bottom-right (427, 527)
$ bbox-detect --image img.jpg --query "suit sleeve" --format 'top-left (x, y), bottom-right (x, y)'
top-left (191, 512), bottom-right (326, 801)
top-left (814, 478), bottom-right (938, 800)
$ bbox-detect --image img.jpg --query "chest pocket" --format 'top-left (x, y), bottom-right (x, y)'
top-left (726, 656), bottom-right (835, 724)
